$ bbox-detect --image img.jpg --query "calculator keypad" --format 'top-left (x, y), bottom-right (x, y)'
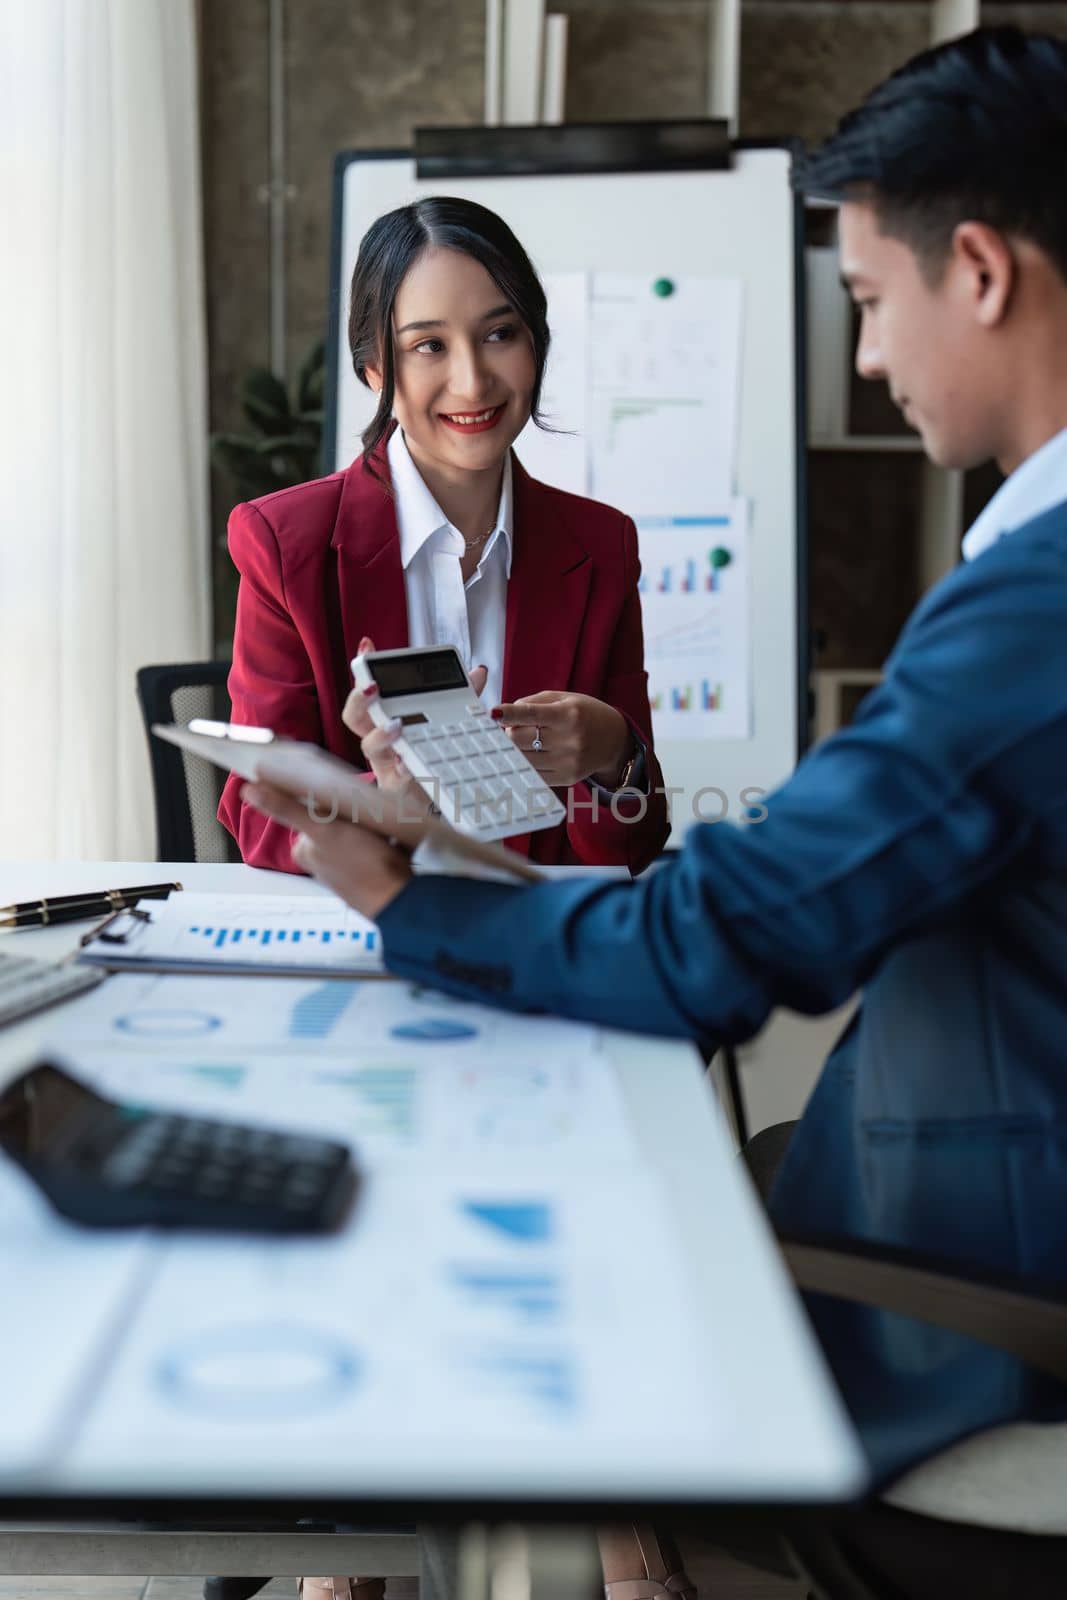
top-left (88, 1112), bottom-right (348, 1224)
top-left (0, 952), bottom-right (104, 1030)
top-left (394, 708), bottom-right (564, 838)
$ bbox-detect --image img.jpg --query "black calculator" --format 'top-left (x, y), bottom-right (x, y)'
top-left (0, 1061), bottom-right (358, 1233)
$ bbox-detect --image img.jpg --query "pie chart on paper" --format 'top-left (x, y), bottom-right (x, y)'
top-left (390, 1018), bottom-right (479, 1043)
top-left (115, 1009), bottom-right (222, 1038)
top-left (155, 1323), bottom-right (360, 1417)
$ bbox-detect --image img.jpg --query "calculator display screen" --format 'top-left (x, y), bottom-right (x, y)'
top-left (0, 1063), bottom-right (100, 1158)
top-left (370, 649), bottom-right (468, 698)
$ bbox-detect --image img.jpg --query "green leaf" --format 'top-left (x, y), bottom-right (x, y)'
top-left (240, 368), bottom-right (294, 436)
top-left (247, 433), bottom-right (318, 484)
top-left (211, 435), bottom-right (263, 475)
top-left (247, 432), bottom-right (317, 457)
top-left (211, 432), bottom-right (312, 497)
top-left (211, 343), bottom-right (326, 498)
top-left (297, 339), bottom-right (326, 413)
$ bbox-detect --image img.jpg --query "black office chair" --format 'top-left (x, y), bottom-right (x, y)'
top-left (741, 1124), bottom-right (1067, 1598)
top-left (136, 661), bottom-right (241, 864)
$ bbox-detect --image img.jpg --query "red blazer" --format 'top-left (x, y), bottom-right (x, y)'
top-left (218, 447), bottom-right (668, 875)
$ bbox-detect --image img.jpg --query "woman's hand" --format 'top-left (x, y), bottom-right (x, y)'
top-left (240, 779), bottom-right (414, 921)
top-left (492, 691), bottom-right (632, 789)
top-left (343, 635), bottom-right (489, 804)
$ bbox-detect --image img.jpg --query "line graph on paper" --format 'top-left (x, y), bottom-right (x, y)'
top-left (644, 611), bottom-right (724, 661)
top-left (644, 610), bottom-right (726, 715)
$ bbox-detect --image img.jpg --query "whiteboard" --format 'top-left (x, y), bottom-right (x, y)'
top-left (326, 146), bottom-right (806, 840)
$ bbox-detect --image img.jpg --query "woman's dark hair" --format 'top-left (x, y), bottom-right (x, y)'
top-left (795, 26), bottom-right (1067, 284)
top-left (349, 195), bottom-right (551, 475)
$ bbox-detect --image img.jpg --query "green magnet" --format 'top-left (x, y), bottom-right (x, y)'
top-left (652, 277), bottom-right (675, 298)
top-left (709, 546), bottom-right (732, 570)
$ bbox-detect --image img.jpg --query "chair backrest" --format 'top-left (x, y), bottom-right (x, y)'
top-left (136, 662), bottom-right (241, 864)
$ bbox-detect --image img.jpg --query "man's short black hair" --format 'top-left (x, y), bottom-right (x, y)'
top-left (795, 26), bottom-right (1067, 282)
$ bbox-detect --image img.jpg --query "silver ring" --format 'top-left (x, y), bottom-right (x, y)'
top-left (531, 725), bottom-right (543, 752)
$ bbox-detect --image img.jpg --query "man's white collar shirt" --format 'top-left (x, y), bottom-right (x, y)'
top-left (387, 426), bottom-right (512, 711)
top-left (962, 424), bottom-right (1067, 562)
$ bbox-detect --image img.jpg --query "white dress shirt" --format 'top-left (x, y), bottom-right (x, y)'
top-left (962, 423), bottom-right (1067, 562)
top-left (387, 426), bottom-right (512, 711)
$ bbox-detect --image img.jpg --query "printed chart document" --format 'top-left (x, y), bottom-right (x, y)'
top-left (511, 271), bottom-right (743, 517)
top-left (56, 1170), bottom-right (720, 1498)
top-left (7, 975), bottom-right (685, 1487)
top-left (589, 273), bottom-right (742, 514)
top-left (43, 974), bottom-right (631, 1168)
top-left (46, 971), bottom-right (596, 1061)
top-left (514, 271), bottom-right (588, 494)
top-left (505, 270), bottom-right (753, 747)
top-left (78, 893), bottom-right (384, 976)
top-left (11, 976), bottom-right (734, 1494)
top-left (0, 1159), bottom-right (152, 1473)
top-left (637, 497), bottom-right (752, 741)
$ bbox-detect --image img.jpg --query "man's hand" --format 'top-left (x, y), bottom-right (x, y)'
top-left (491, 691), bottom-right (631, 788)
top-left (344, 635), bottom-right (488, 800)
top-left (240, 780), bottom-right (414, 921)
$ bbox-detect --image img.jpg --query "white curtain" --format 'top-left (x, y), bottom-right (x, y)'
top-left (2, 0), bottom-right (210, 864)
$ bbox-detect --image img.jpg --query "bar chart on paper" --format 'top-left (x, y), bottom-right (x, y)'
top-left (187, 920), bottom-right (377, 955)
top-left (643, 599), bottom-right (737, 729)
top-left (637, 515), bottom-right (735, 596)
top-left (77, 893), bottom-right (384, 975)
top-left (642, 561), bottom-right (726, 596)
top-left (637, 499), bottom-right (751, 741)
top-left (651, 680), bottom-right (725, 714)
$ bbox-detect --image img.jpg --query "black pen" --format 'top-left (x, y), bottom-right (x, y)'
top-left (0, 882), bottom-right (182, 930)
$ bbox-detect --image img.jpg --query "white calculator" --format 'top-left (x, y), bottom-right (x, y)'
top-left (352, 646), bottom-right (566, 841)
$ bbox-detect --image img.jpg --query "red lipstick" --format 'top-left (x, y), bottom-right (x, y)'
top-left (439, 404), bottom-right (506, 435)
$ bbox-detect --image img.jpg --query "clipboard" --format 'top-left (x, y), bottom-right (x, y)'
top-left (152, 722), bottom-right (546, 885)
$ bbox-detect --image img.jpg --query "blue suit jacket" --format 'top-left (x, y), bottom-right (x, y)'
top-left (377, 497), bottom-right (1067, 1483)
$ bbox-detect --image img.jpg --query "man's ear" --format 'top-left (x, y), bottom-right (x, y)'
top-left (952, 221), bottom-right (1015, 328)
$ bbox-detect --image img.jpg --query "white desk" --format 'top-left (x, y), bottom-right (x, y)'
top-left (0, 861), bottom-right (868, 1518)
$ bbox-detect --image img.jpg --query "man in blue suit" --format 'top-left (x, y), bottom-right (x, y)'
top-left (244, 25), bottom-right (1067, 1591)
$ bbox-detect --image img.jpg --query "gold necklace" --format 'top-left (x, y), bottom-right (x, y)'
top-left (461, 528), bottom-right (493, 554)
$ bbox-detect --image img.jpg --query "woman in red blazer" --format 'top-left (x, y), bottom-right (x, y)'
top-left (219, 195), bottom-right (669, 883)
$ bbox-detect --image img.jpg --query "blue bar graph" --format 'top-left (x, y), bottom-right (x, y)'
top-left (290, 983), bottom-right (358, 1039)
top-left (464, 1350), bottom-right (577, 1413)
top-left (189, 924), bottom-right (377, 953)
top-left (639, 558), bottom-right (722, 596)
top-left (451, 1267), bottom-right (562, 1322)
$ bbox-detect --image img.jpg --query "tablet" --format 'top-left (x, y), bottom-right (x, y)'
top-left (151, 722), bottom-right (544, 884)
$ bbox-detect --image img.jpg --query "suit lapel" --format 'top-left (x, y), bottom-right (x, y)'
top-left (330, 442), bottom-right (408, 657)
top-left (504, 458), bottom-right (591, 703)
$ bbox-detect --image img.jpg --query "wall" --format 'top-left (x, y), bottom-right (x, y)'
top-left (200, 0), bottom-right (485, 645)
